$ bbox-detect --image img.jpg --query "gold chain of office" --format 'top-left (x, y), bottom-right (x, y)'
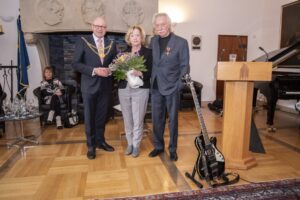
top-left (81, 37), bottom-right (113, 59)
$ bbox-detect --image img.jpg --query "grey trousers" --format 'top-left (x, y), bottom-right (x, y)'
top-left (118, 85), bottom-right (149, 148)
top-left (151, 88), bottom-right (179, 153)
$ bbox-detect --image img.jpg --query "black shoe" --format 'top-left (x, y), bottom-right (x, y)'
top-left (97, 142), bottom-right (115, 152)
top-left (148, 149), bottom-right (164, 157)
top-left (87, 147), bottom-right (96, 160)
top-left (57, 125), bottom-right (63, 129)
top-left (170, 152), bottom-right (178, 161)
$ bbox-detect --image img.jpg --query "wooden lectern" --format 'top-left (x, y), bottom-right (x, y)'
top-left (217, 62), bottom-right (272, 170)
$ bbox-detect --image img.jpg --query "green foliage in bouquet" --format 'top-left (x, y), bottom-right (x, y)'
top-left (109, 53), bottom-right (147, 81)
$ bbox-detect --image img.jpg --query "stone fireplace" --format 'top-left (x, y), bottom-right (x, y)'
top-left (19, 0), bottom-right (158, 76)
top-left (47, 32), bottom-right (127, 86)
top-left (19, 0), bottom-right (157, 113)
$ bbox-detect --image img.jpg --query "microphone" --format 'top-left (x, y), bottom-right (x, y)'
top-left (258, 46), bottom-right (269, 61)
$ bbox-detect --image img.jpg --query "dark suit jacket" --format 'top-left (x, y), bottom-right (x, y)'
top-left (73, 35), bottom-right (117, 94)
top-left (150, 33), bottom-right (190, 95)
top-left (118, 46), bottom-right (152, 89)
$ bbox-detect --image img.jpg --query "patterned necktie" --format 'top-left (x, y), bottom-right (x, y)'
top-left (97, 38), bottom-right (104, 64)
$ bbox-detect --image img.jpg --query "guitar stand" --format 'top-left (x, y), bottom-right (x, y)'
top-left (185, 167), bottom-right (203, 188)
top-left (186, 167), bottom-right (240, 188)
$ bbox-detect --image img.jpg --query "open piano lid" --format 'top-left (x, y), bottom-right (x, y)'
top-left (254, 40), bottom-right (300, 74)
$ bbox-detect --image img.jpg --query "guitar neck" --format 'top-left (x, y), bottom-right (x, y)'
top-left (188, 82), bottom-right (210, 145)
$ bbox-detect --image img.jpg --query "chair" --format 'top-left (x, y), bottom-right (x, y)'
top-left (33, 84), bottom-right (74, 126)
top-left (180, 80), bottom-right (203, 109)
top-left (0, 91), bottom-right (7, 136)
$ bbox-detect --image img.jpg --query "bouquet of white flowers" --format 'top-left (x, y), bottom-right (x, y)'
top-left (109, 52), bottom-right (147, 88)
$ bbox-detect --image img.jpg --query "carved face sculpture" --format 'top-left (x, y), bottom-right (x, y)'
top-left (82, 0), bottom-right (104, 24)
top-left (122, 0), bottom-right (144, 27)
top-left (36, 0), bottom-right (64, 26)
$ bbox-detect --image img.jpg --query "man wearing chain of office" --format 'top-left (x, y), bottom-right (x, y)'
top-left (73, 16), bottom-right (117, 160)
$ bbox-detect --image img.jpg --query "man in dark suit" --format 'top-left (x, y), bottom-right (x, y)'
top-left (73, 16), bottom-right (117, 159)
top-left (149, 13), bottom-right (190, 161)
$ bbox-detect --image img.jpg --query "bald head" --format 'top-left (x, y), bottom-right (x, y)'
top-left (91, 16), bottom-right (107, 38)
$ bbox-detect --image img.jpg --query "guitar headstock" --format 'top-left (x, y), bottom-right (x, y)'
top-left (183, 74), bottom-right (193, 85)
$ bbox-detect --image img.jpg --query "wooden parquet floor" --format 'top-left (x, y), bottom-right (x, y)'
top-left (0, 105), bottom-right (299, 199)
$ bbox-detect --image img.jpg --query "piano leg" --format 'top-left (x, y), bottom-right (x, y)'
top-left (266, 82), bottom-right (278, 132)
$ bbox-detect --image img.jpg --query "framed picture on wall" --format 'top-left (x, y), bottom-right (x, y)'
top-left (280, 1), bottom-right (300, 48)
top-left (280, 1), bottom-right (300, 66)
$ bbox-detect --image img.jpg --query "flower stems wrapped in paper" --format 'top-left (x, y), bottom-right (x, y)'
top-left (109, 52), bottom-right (147, 88)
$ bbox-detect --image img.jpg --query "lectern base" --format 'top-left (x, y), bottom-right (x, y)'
top-left (226, 156), bottom-right (257, 170)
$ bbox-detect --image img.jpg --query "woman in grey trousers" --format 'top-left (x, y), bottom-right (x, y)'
top-left (118, 25), bottom-right (152, 157)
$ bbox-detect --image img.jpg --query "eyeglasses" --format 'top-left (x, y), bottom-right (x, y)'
top-left (92, 24), bottom-right (107, 29)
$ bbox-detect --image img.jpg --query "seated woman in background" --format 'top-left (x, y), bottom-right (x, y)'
top-left (118, 25), bottom-right (152, 157)
top-left (40, 66), bottom-right (64, 129)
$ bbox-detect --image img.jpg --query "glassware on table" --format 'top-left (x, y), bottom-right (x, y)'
top-left (2, 99), bottom-right (12, 116)
top-left (26, 98), bottom-right (34, 114)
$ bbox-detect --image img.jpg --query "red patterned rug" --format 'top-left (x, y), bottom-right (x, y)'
top-left (104, 179), bottom-right (300, 200)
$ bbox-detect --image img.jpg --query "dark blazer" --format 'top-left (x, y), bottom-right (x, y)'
top-left (73, 35), bottom-right (117, 94)
top-left (150, 33), bottom-right (190, 95)
top-left (118, 46), bottom-right (152, 89)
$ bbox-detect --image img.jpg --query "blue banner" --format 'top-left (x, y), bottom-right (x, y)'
top-left (17, 15), bottom-right (30, 98)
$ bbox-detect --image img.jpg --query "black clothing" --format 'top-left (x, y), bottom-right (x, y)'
top-left (159, 33), bottom-right (171, 57)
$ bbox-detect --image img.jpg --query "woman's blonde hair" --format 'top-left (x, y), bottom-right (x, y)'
top-left (125, 25), bottom-right (146, 46)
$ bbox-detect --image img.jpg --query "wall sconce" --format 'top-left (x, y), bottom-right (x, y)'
top-left (160, 6), bottom-right (185, 27)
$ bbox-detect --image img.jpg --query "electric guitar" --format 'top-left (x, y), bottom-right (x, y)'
top-left (184, 74), bottom-right (225, 183)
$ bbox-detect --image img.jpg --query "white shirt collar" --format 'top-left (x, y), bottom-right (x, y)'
top-left (93, 34), bottom-right (104, 46)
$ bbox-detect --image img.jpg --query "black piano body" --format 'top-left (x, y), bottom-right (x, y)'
top-left (254, 40), bottom-right (300, 126)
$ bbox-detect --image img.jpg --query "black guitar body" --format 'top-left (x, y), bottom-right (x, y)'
top-left (184, 74), bottom-right (239, 188)
top-left (195, 134), bottom-right (225, 181)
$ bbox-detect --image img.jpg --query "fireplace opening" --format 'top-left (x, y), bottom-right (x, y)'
top-left (47, 32), bottom-right (126, 119)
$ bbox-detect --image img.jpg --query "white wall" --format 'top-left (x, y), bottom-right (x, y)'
top-left (159, 0), bottom-right (296, 101)
top-left (0, 0), bottom-right (296, 104)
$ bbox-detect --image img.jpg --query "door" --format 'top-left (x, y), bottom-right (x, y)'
top-left (216, 35), bottom-right (248, 99)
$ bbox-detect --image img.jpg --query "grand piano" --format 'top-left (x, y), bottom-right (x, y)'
top-left (254, 40), bottom-right (300, 128)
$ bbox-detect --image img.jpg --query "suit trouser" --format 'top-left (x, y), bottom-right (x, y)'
top-left (151, 88), bottom-right (179, 153)
top-left (118, 86), bottom-right (149, 148)
top-left (82, 90), bottom-right (110, 148)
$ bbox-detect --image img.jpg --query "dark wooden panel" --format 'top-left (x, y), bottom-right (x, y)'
top-left (216, 35), bottom-right (248, 99)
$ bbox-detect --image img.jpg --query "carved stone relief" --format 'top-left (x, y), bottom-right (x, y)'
top-left (81, 0), bottom-right (105, 24)
top-left (35, 0), bottom-right (64, 26)
top-left (21, 0), bottom-right (157, 34)
top-left (122, 0), bottom-right (144, 27)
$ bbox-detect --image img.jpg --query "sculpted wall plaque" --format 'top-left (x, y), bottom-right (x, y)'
top-left (81, 0), bottom-right (105, 24)
top-left (35, 0), bottom-right (64, 26)
top-left (122, 0), bottom-right (144, 27)
top-left (20, 0), bottom-right (158, 34)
